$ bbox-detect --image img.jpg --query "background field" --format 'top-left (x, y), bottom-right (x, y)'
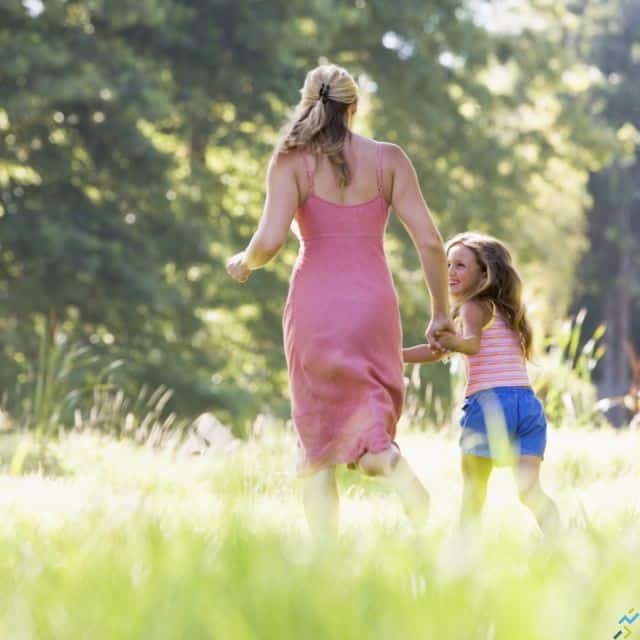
top-left (0, 424), bottom-right (638, 640)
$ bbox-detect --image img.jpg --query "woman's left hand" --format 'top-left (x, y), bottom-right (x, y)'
top-left (226, 252), bottom-right (251, 283)
top-left (436, 330), bottom-right (458, 351)
top-left (425, 312), bottom-right (455, 351)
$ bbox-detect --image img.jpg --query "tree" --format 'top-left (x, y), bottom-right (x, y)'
top-left (0, 0), bottom-right (608, 429)
top-left (569, 0), bottom-right (640, 424)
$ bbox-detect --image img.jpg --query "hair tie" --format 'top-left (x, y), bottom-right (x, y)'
top-left (319, 83), bottom-right (330, 104)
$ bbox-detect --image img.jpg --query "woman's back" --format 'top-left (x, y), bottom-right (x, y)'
top-left (297, 134), bottom-right (390, 207)
top-left (294, 137), bottom-right (390, 242)
top-left (284, 136), bottom-right (404, 474)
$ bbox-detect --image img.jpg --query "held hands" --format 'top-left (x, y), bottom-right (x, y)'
top-left (434, 329), bottom-right (458, 351)
top-left (424, 313), bottom-right (456, 352)
top-left (226, 252), bottom-right (251, 283)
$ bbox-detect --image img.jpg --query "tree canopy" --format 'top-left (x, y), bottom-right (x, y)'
top-left (0, 0), bottom-right (623, 427)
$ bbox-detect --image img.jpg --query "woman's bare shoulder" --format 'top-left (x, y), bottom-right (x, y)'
top-left (372, 140), bottom-right (412, 172)
top-left (271, 149), bottom-right (304, 169)
top-left (267, 150), bottom-right (308, 188)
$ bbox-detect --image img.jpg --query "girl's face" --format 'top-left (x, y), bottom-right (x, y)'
top-left (447, 243), bottom-right (485, 298)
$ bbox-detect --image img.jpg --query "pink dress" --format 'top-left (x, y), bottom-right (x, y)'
top-left (283, 143), bottom-right (404, 474)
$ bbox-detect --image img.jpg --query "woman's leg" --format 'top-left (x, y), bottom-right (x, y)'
top-left (302, 467), bottom-right (339, 540)
top-left (358, 447), bottom-right (431, 525)
top-left (513, 455), bottom-right (561, 535)
top-left (460, 454), bottom-right (492, 529)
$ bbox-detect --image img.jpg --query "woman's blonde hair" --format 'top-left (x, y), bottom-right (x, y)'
top-left (276, 64), bottom-right (358, 188)
top-left (446, 232), bottom-right (533, 359)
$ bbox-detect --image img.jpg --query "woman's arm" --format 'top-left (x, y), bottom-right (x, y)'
top-left (386, 144), bottom-right (453, 345)
top-left (437, 302), bottom-right (486, 355)
top-left (227, 153), bottom-right (298, 282)
top-left (403, 344), bottom-right (445, 364)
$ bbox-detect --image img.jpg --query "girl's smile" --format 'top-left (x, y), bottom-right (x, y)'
top-left (447, 244), bottom-right (484, 298)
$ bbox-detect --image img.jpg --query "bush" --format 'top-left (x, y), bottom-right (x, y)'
top-left (532, 309), bottom-right (607, 428)
top-left (3, 325), bottom-right (188, 447)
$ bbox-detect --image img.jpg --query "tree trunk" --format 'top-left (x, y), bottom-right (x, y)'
top-left (600, 206), bottom-right (633, 426)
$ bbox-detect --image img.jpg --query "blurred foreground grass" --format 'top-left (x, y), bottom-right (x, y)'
top-left (0, 426), bottom-right (638, 639)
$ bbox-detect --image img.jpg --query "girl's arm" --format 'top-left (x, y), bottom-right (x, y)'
top-left (437, 301), bottom-right (487, 355)
top-left (403, 344), bottom-right (445, 364)
top-left (227, 153), bottom-right (298, 282)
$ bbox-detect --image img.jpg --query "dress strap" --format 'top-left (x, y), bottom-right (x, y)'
top-left (302, 152), bottom-right (315, 194)
top-left (375, 142), bottom-right (383, 194)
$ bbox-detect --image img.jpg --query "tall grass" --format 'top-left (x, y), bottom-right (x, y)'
top-left (3, 327), bottom-right (189, 474)
top-left (402, 361), bottom-right (459, 430)
top-left (17, 332), bottom-right (109, 436)
top-left (532, 309), bottom-right (607, 428)
top-left (1, 319), bottom-right (633, 638)
top-left (0, 425), bottom-right (638, 639)
top-left (75, 384), bottom-right (189, 447)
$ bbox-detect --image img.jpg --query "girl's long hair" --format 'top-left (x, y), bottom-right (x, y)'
top-left (276, 64), bottom-right (358, 188)
top-left (446, 232), bottom-right (533, 359)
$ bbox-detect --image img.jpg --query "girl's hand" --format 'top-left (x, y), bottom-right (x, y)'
top-left (436, 330), bottom-right (459, 351)
top-left (226, 252), bottom-right (251, 283)
top-left (425, 313), bottom-right (455, 351)
top-left (403, 344), bottom-right (445, 364)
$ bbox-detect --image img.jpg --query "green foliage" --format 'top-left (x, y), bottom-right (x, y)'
top-left (403, 363), bottom-right (451, 430)
top-left (0, 0), bottom-right (616, 424)
top-left (3, 318), bottom-right (190, 446)
top-left (9, 324), bottom-right (120, 437)
top-left (569, 0), bottom-right (640, 407)
top-left (532, 309), bottom-right (607, 427)
top-left (402, 357), bottom-right (465, 430)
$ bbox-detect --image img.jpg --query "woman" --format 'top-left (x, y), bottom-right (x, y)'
top-left (227, 64), bottom-right (452, 537)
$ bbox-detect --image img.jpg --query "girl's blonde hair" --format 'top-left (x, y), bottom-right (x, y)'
top-left (446, 232), bottom-right (533, 359)
top-left (276, 64), bottom-right (358, 188)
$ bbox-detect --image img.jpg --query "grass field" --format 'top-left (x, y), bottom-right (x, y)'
top-left (0, 425), bottom-right (638, 639)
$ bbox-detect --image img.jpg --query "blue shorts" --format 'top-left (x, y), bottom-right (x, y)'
top-left (459, 386), bottom-right (547, 462)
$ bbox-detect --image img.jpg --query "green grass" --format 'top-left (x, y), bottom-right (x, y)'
top-left (0, 426), bottom-right (638, 639)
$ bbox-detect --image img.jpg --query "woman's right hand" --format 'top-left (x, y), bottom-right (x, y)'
top-left (425, 312), bottom-right (455, 351)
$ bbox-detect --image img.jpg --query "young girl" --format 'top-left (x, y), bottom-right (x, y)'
top-left (403, 232), bottom-right (560, 534)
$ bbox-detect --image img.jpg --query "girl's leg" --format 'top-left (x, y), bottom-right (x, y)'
top-left (358, 447), bottom-right (431, 525)
top-left (513, 455), bottom-right (561, 535)
top-left (302, 467), bottom-right (339, 541)
top-left (460, 454), bottom-right (492, 530)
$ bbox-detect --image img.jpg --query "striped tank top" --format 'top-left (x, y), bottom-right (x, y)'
top-left (465, 308), bottom-right (531, 397)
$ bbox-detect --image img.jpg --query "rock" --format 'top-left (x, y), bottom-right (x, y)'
top-left (179, 413), bottom-right (240, 456)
